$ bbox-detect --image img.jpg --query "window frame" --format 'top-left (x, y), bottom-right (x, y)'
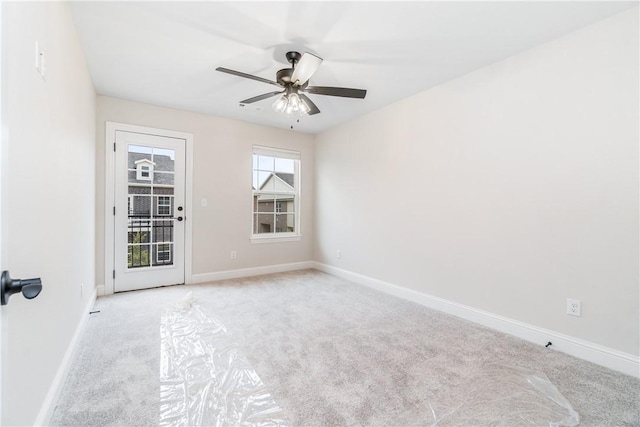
top-left (251, 146), bottom-right (301, 243)
top-left (156, 195), bottom-right (172, 216)
top-left (136, 162), bottom-right (153, 181)
top-left (155, 243), bottom-right (172, 264)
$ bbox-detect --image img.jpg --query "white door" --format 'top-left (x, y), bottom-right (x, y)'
top-left (0, 3), bottom-right (5, 418)
top-left (114, 130), bottom-right (186, 292)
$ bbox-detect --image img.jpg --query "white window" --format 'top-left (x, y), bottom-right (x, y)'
top-left (157, 196), bottom-right (171, 216)
top-left (156, 243), bottom-right (171, 264)
top-left (252, 146), bottom-right (300, 242)
top-left (135, 159), bottom-right (155, 181)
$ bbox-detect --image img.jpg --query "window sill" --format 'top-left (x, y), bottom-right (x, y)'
top-left (251, 234), bottom-right (302, 244)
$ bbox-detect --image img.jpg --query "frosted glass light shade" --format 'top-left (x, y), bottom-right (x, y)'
top-left (272, 95), bottom-right (288, 113)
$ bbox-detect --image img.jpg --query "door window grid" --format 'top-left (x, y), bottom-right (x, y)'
top-left (127, 145), bottom-right (176, 268)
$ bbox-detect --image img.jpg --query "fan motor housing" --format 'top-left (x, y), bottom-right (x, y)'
top-left (276, 68), bottom-right (293, 85)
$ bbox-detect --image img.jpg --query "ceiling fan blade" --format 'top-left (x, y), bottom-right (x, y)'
top-left (291, 52), bottom-right (323, 86)
top-left (299, 93), bottom-right (321, 115)
top-left (304, 86), bottom-right (367, 99)
top-left (216, 67), bottom-right (281, 87)
top-left (240, 91), bottom-right (284, 104)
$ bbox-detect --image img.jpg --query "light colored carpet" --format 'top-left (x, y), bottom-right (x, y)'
top-left (50, 269), bottom-right (639, 426)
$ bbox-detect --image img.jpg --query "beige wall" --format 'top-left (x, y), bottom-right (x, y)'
top-left (1, 2), bottom-right (96, 424)
top-left (314, 8), bottom-right (639, 356)
top-left (95, 96), bottom-right (314, 287)
top-left (1, 4), bottom-right (636, 423)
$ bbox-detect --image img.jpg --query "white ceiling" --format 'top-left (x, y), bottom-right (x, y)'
top-left (69, 1), bottom-right (636, 134)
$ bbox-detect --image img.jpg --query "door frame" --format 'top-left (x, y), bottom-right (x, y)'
top-left (0, 1), bottom-right (6, 420)
top-left (104, 122), bottom-right (193, 295)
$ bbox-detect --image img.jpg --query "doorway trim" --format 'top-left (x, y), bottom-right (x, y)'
top-left (104, 122), bottom-right (193, 295)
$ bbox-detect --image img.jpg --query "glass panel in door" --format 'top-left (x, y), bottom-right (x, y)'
top-left (127, 145), bottom-right (175, 270)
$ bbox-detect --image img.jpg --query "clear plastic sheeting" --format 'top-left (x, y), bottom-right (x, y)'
top-left (428, 363), bottom-right (580, 426)
top-left (160, 293), bottom-right (288, 426)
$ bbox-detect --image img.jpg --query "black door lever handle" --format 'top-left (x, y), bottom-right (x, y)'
top-left (1, 271), bottom-right (42, 305)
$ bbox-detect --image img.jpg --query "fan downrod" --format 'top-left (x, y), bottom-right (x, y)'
top-left (285, 51), bottom-right (302, 66)
top-left (277, 51), bottom-right (305, 85)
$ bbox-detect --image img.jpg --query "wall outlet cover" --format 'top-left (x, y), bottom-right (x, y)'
top-left (566, 298), bottom-right (581, 316)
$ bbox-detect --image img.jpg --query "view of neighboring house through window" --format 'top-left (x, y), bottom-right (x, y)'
top-left (135, 159), bottom-right (154, 181)
top-left (156, 243), bottom-right (171, 263)
top-left (157, 196), bottom-right (172, 216)
top-left (252, 146), bottom-right (300, 238)
top-left (127, 145), bottom-right (176, 267)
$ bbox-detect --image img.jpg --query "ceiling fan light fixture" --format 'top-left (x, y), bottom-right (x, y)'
top-left (299, 99), bottom-right (311, 115)
top-left (285, 102), bottom-right (296, 115)
top-left (272, 95), bottom-right (288, 113)
top-left (217, 50), bottom-right (366, 120)
top-left (288, 93), bottom-right (301, 112)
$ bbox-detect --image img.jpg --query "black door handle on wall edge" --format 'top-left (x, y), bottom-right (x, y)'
top-left (1, 271), bottom-right (42, 305)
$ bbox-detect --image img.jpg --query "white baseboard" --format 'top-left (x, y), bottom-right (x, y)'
top-left (190, 261), bottom-right (315, 284)
top-left (34, 288), bottom-right (98, 426)
top-left (313, 262), bottom-right (639, 378)
top-left (96, 284), bottom-right (105, 297)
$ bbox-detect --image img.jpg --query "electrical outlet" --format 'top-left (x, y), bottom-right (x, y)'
top-left (80, 282), bottom-right (84, 298)
top-left (230, 250), bottom-right (236, 260)
top-left (336, 249), bottom-right (342, 259)
top-left (566, 298), bottom-right (581, 316)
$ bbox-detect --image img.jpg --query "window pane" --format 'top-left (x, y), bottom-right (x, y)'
top-left (274, 194), bottom-right (294, 212)
top-left (251, 148), bottom-right (300, 238)
top-left (258, 155), bottom-right (274, 171)
top-left (255, 194), bottom-right (275, 213)
top-left (128, 170), bottom-right (151, 185)
top-left (153, 172), bottom-right (174, 186)
top-left (254, 213), bottom-right (274, 234)
top-left (276, 213), bottom-right (295, 233)
top-left (153, 243), bottom-right (173, 266)
top-left (155, 196), bottom-right (172, 216)
top-left (153, 187), bottom-right (173, 195)
top-left (153, 219), bottom-right (173, 243)
top-left (129, 195), bottom-right (152, 216)
top-left (152, 148), bottom-right (175, 172)
top-left (257, 171), bottom-right (274, 191)
top-left (275, 158), bottom-right (294, 173)
top-left (274, 173), bottom-right (295, 190)
top-left (128, 145), bottom-right (152, 169)
top-left (128, 244), bottom-right (151, 268)
top-left (128, 222), bottom-right (151, 244)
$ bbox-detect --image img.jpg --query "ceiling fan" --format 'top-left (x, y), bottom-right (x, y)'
top-left (216, 51), bottom-right (367, 116)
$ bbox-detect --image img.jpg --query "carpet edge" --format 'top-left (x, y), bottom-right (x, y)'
top-left (313, 262), bottom-right (639, 379)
